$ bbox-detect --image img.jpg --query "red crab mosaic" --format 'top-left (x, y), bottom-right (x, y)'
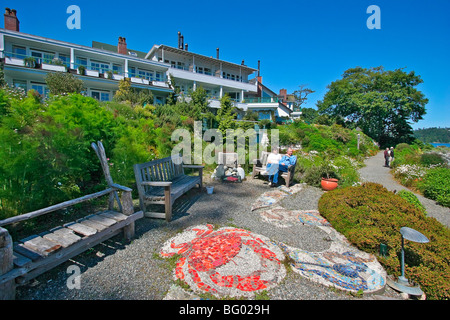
top-left (160, 224), bottom-right (286, 297)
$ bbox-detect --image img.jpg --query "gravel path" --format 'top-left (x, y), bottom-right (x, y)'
top-left (359, 151), bottom-right (450, 228)
top-left (16, 172), bottom-right (403, 301)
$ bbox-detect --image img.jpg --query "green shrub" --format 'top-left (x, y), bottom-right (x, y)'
top-left (420, 153), bottom-right (446, 167)
top-left (419, 168), bottom-right (450, 207)
top-left (45, 72), bottom-right (85, 95)
top-left (395, 143), bottom-right (411, 152)
top-left (0, 92), bottom-right (119, 218)
top-left (397, 190), bottom-right (426, 215)
top-left (318, 183), bottom-right (450, 300)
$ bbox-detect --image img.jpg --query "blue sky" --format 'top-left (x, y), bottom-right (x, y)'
top-left (4, 0), bottom-right (450, 129)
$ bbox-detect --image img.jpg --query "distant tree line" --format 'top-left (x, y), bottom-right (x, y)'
top-left (414, 127), bottom-right (450, 143)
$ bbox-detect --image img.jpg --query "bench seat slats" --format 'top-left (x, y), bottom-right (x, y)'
top-left (143, 175), bottom-right (200, 200)
top-left (19, 235), bottom-right (62, 257)
top-left (65, 222), bottom-right (97, 237)
top-left (43, 228), bottom-right (81, 248)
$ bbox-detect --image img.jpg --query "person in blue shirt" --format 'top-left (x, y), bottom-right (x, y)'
top-left (270, 147), bottom-right (297, 187)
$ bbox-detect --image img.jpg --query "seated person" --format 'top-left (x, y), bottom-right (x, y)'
top-left (264, 147), bottom-right (281, 180)
top-left (270, 147), bottom-right (297, 187)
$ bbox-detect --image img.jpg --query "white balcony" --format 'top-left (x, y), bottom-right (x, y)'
top-left (151, 80), bottom-right (169, 88)
top-left (41, 63), bottom-right (66, 72)
top-left (4, 56), bottom-right (24, 66)
top-left (169, 67), bottom-right (257, 92)
top-left (77, 69), bottom-right (99, 77)
top-left (112, 74), bottom-right (124, 81)
top-left (131, 77), bottom-right (150, 85)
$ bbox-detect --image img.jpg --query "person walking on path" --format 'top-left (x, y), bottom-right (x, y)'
top-left (359, 150), bottom-right (450, 227)
top-left (389, 147), bottom-right (395, 167)
top-left (384, 148), bottom-right (390, 167)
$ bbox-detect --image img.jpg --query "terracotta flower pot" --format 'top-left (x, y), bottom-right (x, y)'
top-left (321, 178), bottom-right (338, 191)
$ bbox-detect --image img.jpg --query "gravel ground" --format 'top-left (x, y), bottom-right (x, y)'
top-left (359, 151), bottom-right (450, 228)
top-left (16, 172), bottom-right (403, 301)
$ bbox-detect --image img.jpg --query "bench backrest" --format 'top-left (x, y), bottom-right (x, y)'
top-left (260, 151), bottom-right (270, 166)
top-left (134, 155), bottom-right (184, 192)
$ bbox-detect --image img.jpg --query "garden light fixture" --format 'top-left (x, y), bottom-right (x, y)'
top-left (387, 227), bottom-right (429, 297)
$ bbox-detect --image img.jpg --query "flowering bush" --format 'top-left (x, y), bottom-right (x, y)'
top-left (393, 164), bottom-right (428, 187)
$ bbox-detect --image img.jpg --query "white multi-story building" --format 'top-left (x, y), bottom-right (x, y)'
top-left (0, 8), bottom-right (292, 121)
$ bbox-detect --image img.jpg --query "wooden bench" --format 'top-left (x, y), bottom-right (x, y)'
top-left (0, 141), bottom-right (143, 299)
top-left (134, 154), bottom-right (203, 222)
top-left (251, 151), bottom-right (296, 187)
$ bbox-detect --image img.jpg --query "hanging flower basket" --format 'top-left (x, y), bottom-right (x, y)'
top-left (321, 177), bottom-right (338, 191)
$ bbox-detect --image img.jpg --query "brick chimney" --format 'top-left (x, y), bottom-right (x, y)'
top-left (279, 89), bottom-right (287, 100)
top-left (118, 37), bottom-right (127, 55)
top-left (4, 8), bottom-right (19, 32)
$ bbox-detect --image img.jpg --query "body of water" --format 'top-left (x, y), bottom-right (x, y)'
top-left (431, 143), bottom-right (450, 148)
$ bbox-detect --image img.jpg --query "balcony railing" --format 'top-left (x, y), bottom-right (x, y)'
top-left (4, 51), bottom-right (68, 68)
top-left (169, 64), bottom-right (251, 83)
top-left (244, 97), bottom-right (279, 103)
top-left (4, 52), bottom-right (167, 84)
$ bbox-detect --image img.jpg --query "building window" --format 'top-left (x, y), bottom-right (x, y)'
top-left (59, 54), bottom-right (70, 68)
top-left (138, 69), bottom-right (154, 80)
top-left (76, 57), bottom-right (87, 69)
top-left (112, 64), bottom-right (123, 75)
top-left (12, 46), bottom-right (26, 59)
top-left (177, 62), bottom-right (185, 70)
top-left (30, 50), bottom-right (54, 64)
top-left (31, 82), bottom-right (49, 97)
top-left (91, 61), bottom-right (110, 73)
top-left (128, 67), bottom-right (136, 78)
top-left (13, 79), bottom-right (27, 91)
top-left (91, 90), bottom-right (110, 102)
top-left (155, 96), bottom-right (164, 105)
top-left (155, 71), bottom-right (163, 81)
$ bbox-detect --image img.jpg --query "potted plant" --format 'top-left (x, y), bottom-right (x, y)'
top-left (23, 56), bottom-right (37, 68)
top-left (78, 65), bottom-right (86, 75)
top-left (106, 71), bottom-right (113, 79)
top-left (320, 163), bottom-right (339, 191)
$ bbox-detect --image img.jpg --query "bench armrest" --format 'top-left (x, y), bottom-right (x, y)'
top-left (111, 183), bottom-right (133, 192)
top-left (253, 159), bottom-right (262, 166)
top-left (140, 181), bottom-right (172, 187)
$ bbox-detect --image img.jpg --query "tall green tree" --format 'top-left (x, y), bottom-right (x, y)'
top-left (216, 94), bottom-right (236, 135)
top-left (293, 85), bottom-right (315, 112)
top-left (317, 66), bottom-right (428, 147)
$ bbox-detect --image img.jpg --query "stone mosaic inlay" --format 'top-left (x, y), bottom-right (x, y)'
top-left (160, 224), bottom-right (286, 297)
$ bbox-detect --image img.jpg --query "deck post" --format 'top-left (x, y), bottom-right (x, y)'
top-left (121, 190), bottom-right (135, 240)
top-left (0, 227), bottom-right (15, 300)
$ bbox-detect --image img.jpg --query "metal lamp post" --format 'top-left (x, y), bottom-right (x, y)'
top-left (387, 227), bottom-right (429, 296)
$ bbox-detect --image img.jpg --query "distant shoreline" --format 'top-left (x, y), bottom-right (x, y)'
top-left (430, 142), bottom-right (450, 147)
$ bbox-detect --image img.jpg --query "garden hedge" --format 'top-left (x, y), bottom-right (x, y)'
top-left (318, 183), bottom-right (450, 300)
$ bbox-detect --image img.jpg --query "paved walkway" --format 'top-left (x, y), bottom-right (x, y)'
top-left (359, 151), bottom-right (450, 228)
